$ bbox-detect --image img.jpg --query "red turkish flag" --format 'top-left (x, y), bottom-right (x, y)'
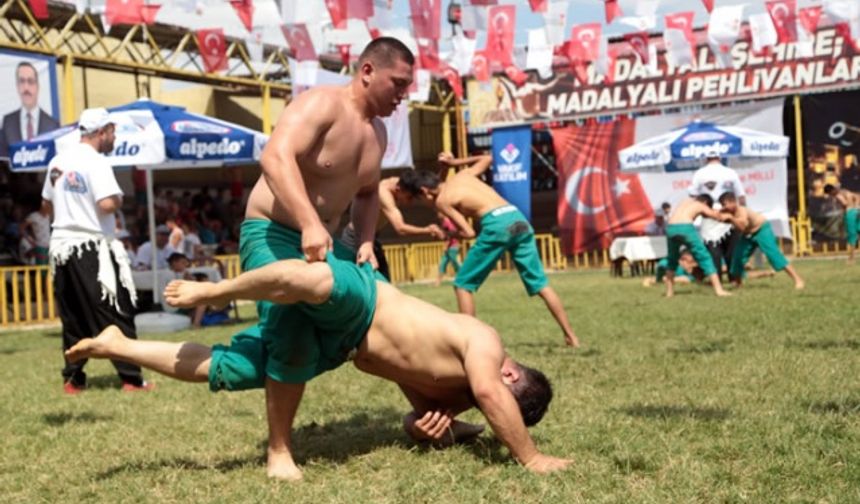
top-left (338, 45), bottom-right (352, 66)
top-left (472, 50), bottom-right (491, 81)
top-left (553, 119), bottom-right (653, 254)
top-left (230, 0), bottom-right (254, 32)
top-left (197, 29), bottom-right (228, 73)
top-left (766, 0), bottom-right (798, 44)
top-left (665, 11), bottom-right (696, 45)
top-left (504, 64), bottom-right (529, 87)
top-left (325, 0), bottom-right (348, 29)
top-left (625, 32), bottom-right (650, 64)
top-left (528, 0), bottom-right (547, 13)
top-left (409, 0), bottom-right (441, 40)
top-left (569, 23), bottom-right (602, 62)
top-left (27, 0), bottom-right (49, 19)
top-left (105, 0), bottom-right (160, 26)
top-left (835, 23), bottom-right (859, 53)
top-left (440, 64), bottom-right (463, 100)
top-left (347, 0), bottom-right (374, 20)
top-left (282, 24), bottom-right (317, 61)
top-left (604, 0), bottom-right (622, 24)
top-left (417, 39), bottom-right (440, 71)
top-left (486, 5), bottom-right (516, 66)
top-left (701, 0), bottom-right (714, 13)
top-left (798, 6), bottom-right (822, 36)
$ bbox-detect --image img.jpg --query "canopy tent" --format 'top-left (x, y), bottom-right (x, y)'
top-left (8, 98), bottom-right (267, 304)
top-left (619, 120), bottom-right (790, 172)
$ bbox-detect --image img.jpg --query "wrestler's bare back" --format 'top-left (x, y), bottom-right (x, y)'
top-left (733, 206), bottom-right (766, 235)
top-left (669, 198), bottom-right (713, 224)
top-left (438, 171), bottom-right (509, 220)
top-left (353, 281), bottom-right (495, 406)
top-left (246, 86), bottom-right (386, 233)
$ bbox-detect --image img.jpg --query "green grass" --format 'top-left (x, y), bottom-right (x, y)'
top-left (1, 259), bottom-right (858, 503)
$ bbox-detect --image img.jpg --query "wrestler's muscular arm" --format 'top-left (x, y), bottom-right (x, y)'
top-left (260, 92), bottom-right (336, 262)
top-left (463, 332), bottom-right (571, 474)
top-left (351, 119), bottom-right (386, 266)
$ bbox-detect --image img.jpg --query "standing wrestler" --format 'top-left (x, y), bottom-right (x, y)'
top-left (396, 154), bottom-right (579, 348)
top-left (42, 108), bottom-right (151, 393)
top-left (690, 156), bottom-right (746, 280)
top-left (823, 184), bottom-right (860, 264)
top-left (241, 37), bottom-right (414, 479)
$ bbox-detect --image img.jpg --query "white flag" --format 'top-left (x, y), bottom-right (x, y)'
top-left (618, 16), bottom-right (657, 31)
top-left (708, 5), bottom-right (745, 67)
top-left (526, 28), bottom-right (554, 74)
top-left (409, 69), bottom-right (432, 103)
top-left (749, 12), bottom-right (778, 54)
top-left (824, 0), bottom-right (860, 44)
top-left (795, 19), bottom-right (815, 57)
top-left (461, 5), bottom-right (489, 32)
top-left (246, 27), bottom-right (265, 64)
top-left (594, 35), bottom-right (611, 78)
top-left (450, 34), bottom-right (478, 75)
top-left (664, 28), bottom-right (694, 68)
top-left (543, 1), bottom-right (568, 46)
top-left (635, 0), bottom-right (659, 18)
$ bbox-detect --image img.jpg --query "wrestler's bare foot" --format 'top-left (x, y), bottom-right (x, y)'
top-left (715, 289), bottom-right (732, 297)
top-left (794, 280), bottom-right (805, 290)
top-left (65, 325), bottom-right (125, 362)
top-left (164, 280), bottom-right (229, 310)
top-left (267, 448), bottom-right (303, 481)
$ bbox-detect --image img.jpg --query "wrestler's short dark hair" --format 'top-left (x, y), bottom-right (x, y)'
top-left (397, 169), bottom-right (440, 196)
top-left (358, 37), bottom-right (415, 68)
top-left (509, 363), bottom-right (553, 427)
top-left (823, 184), bottom-right (836, 195)
top-left (695, 194), bottom-right (714, 207)
top-left (718, 192), bottom-right (736, 204)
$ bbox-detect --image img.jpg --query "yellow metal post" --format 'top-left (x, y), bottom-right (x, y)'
top-left (792, 95), bottom-right (810, 255)
top-left (262, 83), bottom-right (272, 135)
top-left (442, 108), bottom-right (452, 154)
top-left (454, 99), bottom-right (467, 158)
top-left (62, 55), bottom-right (75, 124)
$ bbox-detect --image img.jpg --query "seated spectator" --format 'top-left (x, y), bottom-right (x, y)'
top-left (167, 251), bottom-right (192, 279)
top-left (134, 224), bottom-right (173, 270)
top-left (644, 208), bottom-right (667, 236)
top-left (20, 199), bottom-right (51, 265)
top-left (181, 218), bottom-right (202, 260)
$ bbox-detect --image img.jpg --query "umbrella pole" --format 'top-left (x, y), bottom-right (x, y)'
top-left (792, 95), bottom-right (810, 256)
top-left (146, 168), bottom-right (159, 305)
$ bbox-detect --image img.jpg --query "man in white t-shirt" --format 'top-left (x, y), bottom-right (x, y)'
top-left (20, 199), bottom-right (52, 264)
top-left (689, 156), bottom-right (747, 281)
top-left (133, 224), bottom-right (173, 270)
top-left (42, 107), bottom-right (151, 394)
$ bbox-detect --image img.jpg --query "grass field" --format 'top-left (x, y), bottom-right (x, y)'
top-left (1, 259), bottom-right (858, 503)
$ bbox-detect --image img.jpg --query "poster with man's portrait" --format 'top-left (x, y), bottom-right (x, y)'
top-left (0, 49), bottom-right (60, 160)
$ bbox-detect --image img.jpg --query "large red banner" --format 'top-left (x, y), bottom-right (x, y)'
top-left (553, 119), bottom-right (653, 253)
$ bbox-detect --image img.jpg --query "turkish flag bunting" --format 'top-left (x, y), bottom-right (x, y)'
top-left (552, 119), bottom-right (653, 254)
top-left (528, 0), bottom-right (547, 13)
top-left (27, 0), bottom-right (49, 19)
top-left (701, 0), bottom-right (714, 13)
top-left (504, 64), bottom-right (529, 87)
top-left (570, 60), bottom-right (589, 85)
top-left (604, 0), bottom-right (622, 24)
top-left (325, 0), bottom-right (348, 29)
top-left (409, 0), bottom-right (441, 40)
top-left (230, 0), bottom-right (254, 32)
top-left (798, 6), bottom-right (822, 35)
top-left (625, 32), bottom-right (650, 64)
top-left (440, 64), bottom-right (463, 100)
top-left (766, 0), bottom-right (798, 44)
top-left (282, 24), bottom-right (317, 61)
top-left (197, 29), bottom-right (229, 73)
top-left (105, 0), bottom-right (160, 26)
top-left (347, 0), bottom-right (374, 20)
top-left (569, 23), bottom-right (602, 62)
top-left (472, 50), bottom-right (491, 81)
top-left (485, 5), bottom-right (516, 66)
top-left (665, 11), bottom-right (696, 46)
top-left (338, 45), bottom-right (352, 66)
top-left (417, 39), bottom-right (440, 72)
top-left (834, 23), bottom-right (859, 53)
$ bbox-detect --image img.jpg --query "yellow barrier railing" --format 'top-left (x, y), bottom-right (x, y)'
top-left (1, 265), bottom-right (55, 327)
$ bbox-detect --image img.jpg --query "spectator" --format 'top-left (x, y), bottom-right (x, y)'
top-left (644, 208), bottom-right (667, 236)
top-left (165, 217), bottom-right (185, 256)
top-left (134, 224), bottom-right (172, 270)
top-left (181, 217), bottom-right (202, 260)
top-left (19, 198), bottom-right (51, 265)
top-left (117, 229), bottom-right (137, 266)
top-left (167, 251), bottom-right (192, 279)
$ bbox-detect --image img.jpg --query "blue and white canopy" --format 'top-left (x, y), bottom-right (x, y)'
top-left (8, 98), bottom-right (267, 172)
top-left (619, 121), bottom-right (789, 172)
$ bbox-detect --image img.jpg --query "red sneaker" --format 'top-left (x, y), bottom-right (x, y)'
top-left (63, 381), bottom-right (85, 395)
top-left (121, 381), bottom-right (155, 392)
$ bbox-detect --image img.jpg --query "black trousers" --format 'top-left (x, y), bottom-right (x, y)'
top-left (706, 228), bottom-right (741, 282)
top-left (373, 239), bottom-right (390, 281)
top-left (54, 242), bottom-right (143, 387)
